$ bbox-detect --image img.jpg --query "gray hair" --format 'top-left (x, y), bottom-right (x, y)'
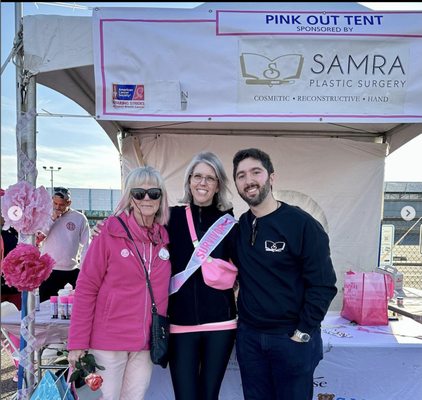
top-left (181, 152), bottom-right (232, 211)
top-left (115, 166), bottom-right (170, 225)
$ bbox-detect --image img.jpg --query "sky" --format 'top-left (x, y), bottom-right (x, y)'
top-left (1, 2), bottom-right (421, 190)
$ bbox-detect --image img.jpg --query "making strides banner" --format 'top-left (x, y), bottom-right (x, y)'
top-left (92, 5), bottom-right (422, 123)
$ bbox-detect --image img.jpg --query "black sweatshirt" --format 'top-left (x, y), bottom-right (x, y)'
top-left (234, 202), bottom-right (338, 335)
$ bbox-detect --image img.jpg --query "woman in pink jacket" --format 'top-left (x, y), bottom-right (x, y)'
top-left (67, 166), bottom-right (171, 400)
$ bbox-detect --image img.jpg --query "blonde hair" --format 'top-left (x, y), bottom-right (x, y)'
top-left (115, 166), bottom-right (170, 225)
top-left (181, 152), bottom-right (232, 211)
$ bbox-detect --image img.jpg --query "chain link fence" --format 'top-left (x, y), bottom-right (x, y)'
top-left (393, 248), bottom-right (422, 289)
top-left (382, 218), bottom-right (422, 290)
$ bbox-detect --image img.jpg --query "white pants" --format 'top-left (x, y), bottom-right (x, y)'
top-left (90, 349), bottom-right (153, 400)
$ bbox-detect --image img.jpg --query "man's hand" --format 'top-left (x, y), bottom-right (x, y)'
top-left (35, 232), bottom-right (46, 247)
top-left (52, 209), bottom-right (63, 221)
top-left (91, 219), bottom-right (106, 238)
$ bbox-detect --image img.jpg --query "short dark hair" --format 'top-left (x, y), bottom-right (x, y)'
top-left (53, 187), bottom-right (71, 200)
top-left (233, 148), bottom-right (274, 179)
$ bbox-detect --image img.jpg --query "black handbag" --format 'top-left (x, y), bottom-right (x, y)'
top-left (117, 216), bottom-right (170, 368)
top-left (150, 312), bottom-right (170, 368)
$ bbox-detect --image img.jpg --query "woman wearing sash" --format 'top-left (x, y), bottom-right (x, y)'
top-left (167, 152), bottom-right (237, 400)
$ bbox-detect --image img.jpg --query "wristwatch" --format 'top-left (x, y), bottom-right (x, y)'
top-left (293, 329), bottom-right (311, 343)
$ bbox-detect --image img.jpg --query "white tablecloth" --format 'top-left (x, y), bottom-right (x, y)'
top-left (1, 300), bottom-right (69, 349)
top-left (2, 306), bottom-right (422, 399)
top-left (147, 312), bottom-right (422, 400)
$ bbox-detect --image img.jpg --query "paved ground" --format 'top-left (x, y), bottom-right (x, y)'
top-left (0, 354), bottom-right (17, 399)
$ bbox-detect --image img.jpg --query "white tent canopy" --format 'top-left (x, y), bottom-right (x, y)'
top-left (21, 3), bottom-right (422, 309)
top-left (23, 2), bottom-right (422, 151)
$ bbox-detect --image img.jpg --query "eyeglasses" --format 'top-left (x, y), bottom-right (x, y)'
top-left (190, 173), bottom-right (217, 185)
top-left (130, 188), bottom-right (162, 200)
top-left (53, 187), bottom-right (70, 199)
top-left (250, 218), bottom-right (258, 246)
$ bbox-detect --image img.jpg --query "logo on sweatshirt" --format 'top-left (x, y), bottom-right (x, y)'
top-left (265, 240), bottom-right (286, 252)
top-left (121, 249), bottom-right (130, 258)
top-left (66, 222), bottom-right (76, 231)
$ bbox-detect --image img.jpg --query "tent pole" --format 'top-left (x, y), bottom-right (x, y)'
top-left (15, 3), bottom-right (22, 127)
top-left (15, 2), bottom-right (37, 398)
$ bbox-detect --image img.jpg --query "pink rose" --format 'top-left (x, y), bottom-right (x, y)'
top-left (85, 373), bottom-right (103, 391)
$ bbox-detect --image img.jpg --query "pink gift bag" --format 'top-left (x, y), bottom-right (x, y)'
top-left (341, 271), bottom-right (394, 326)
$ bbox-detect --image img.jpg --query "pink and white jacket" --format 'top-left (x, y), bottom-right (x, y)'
top-left (67, 212), bottom-right (171, 352)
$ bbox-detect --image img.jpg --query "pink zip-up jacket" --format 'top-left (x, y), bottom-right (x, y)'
top-left (67, 212), bottom-right (171, 351)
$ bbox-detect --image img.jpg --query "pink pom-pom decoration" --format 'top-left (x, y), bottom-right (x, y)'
top-left (1, 243), bottom-right (55, 291)
top-left (1, 181), bottom-right (52, 234)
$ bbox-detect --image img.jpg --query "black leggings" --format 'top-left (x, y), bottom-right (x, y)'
top-left (169, 329), bottom-right (236, 400)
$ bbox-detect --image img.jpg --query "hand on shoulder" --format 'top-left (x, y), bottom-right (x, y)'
top-left (91, 218), bottom-right (107, 238)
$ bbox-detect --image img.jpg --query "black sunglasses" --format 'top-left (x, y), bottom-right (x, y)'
top-left (54, 187), bottom-right (69, 193)
top-left (53, 187), bottom-right (70, 199)
top-left (250, 217), bottom-right (258, 246)
top-left (130, 188), bottom-right (162, 200)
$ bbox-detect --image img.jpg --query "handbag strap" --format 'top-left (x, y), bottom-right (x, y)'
top-left (185, 205), bottom-right (199, 247)
top-left (116, 216), bottom-right (158, 313)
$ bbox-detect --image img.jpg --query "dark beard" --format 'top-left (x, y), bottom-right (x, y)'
top-left (239, 178), bottom-right (271, 207)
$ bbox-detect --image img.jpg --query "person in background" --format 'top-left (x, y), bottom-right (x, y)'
top-left (167, 152), bottom-right (237, 400)
top-left (38, 187), bottom-right (90, 302)
top-left (67, 166), bottom-right (171, 400)
top-left (1, 213), bottom-right (20, 309)
top-left (232, 148), bottom-right (338, 400)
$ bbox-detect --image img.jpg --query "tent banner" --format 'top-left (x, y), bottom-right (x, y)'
top-left (92, 5), bottom-right (422, 122)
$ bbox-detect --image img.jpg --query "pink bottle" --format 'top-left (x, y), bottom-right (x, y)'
top-left (67, 295), bottom-right (74, 319)
top-left (50, 296), bottom-right (58, 319)
top-left (58, 296), bottom-right (69, 319)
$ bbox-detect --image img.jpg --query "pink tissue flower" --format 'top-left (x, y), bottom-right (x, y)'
top-left (1, 243), bottom-right (55, 291)
top-left (1, 181), bottom-right (52, 234)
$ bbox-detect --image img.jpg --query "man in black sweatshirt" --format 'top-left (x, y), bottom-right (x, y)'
top-left (232, 148), bottom-right (338, 400)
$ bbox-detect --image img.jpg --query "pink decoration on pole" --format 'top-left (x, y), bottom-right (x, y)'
top-left (1, 243), bottom-right (55, 291)
top-left (1, 181), bottom-right (52, 234)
